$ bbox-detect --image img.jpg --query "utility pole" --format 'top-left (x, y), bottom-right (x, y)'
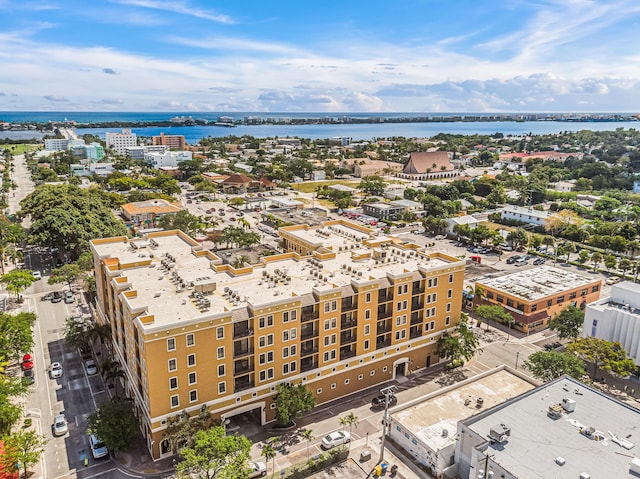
top-left (478, 451), bottom-right (494, 479)
top-left (378, 385), bottom-right (397, 464)
top-left (515, 351), bottom-right (520, 370)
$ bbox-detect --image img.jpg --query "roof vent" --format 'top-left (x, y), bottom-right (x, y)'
top-left (555, 457), bottom-right (566, 466)
top-left (579, 473), bottom-right (591, 479)
top-left (441, 429), bottom-right (448, 437)
top-left (488, 424), bottom-right (510, 444)
top-left (562, 397), bottom-right (576, 412)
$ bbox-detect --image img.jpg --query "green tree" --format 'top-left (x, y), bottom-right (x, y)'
top-left (603, 254), bottom-right (618, 272)
top-left (549, 305), bottom-right (584, 341)
top-left (339, 412), bottom-right (358, 453)
top-left (48, 263), bottom-right (81, 291)
top-left (474, 304), bottom-right (513, 330)
top-left (590, 251), bottom-right (603, 271)
top-left (261, 441), bottom-right (276, 479)
top-left (0, 375), bottom-right (28, 435)
top-left (176, 426), bottom-right (251, 479)
top-left (576, 249), bottom-right (590, 266)
top-left (274, 382), bottom-right (316, 427)
top-left (158, 210), bottom-right (204, 237)
top-left (506, 228), bottom-right (528, 249)
top-left (0, 312), bottom-right (36, 360)
top-left (0, 270), bottom-right (34, 299)
top-left (87, 397), bottom-right (139, 455)
top-left (567, 337), bottom-right (636, 380)
top-left (358, 176), bottom-right (386, 196)
top-left (523, 350), bottom-right (587, 382)
top-left (1, 430), bottom-right (47, 479)
top-left (301, 429), bottom-right (313, 463)
top-left (436, 315), bottom-right (479, 365)
top-left (0, 216), bottom-right (25, 275)
top-left (618, 258), bottom-right (632, 278)
top-left (165, 408), bottom-right (212, 453)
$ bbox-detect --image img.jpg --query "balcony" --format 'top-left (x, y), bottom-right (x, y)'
top-left (233, 328), bottom-right (253, 339)
top-left (233, 346), bottom-right (254, 359)
top-left (376, 339), bottom-right (391, 350)
top-left (377, 309), bottom-right (392, 319)
top-left (376, 322), bottom-right (392, 335)
top-left (378, 291), bottom-right (393, 303)
top-left (412, 285), bottom-right (425, 295)
top-left (234, 360), bottom-right (254, 376)
top-left (340, 332), bottom-right (357, 344)
top-left (301, 327), bottom-right (319, 340)
top-left (340, 318), bottom-right (357, 329)
top-left (340, 349), bottom-right (357, 361)
top-left (301, 307), bottom-right (319, 322)
top-left (234, 376), bottom-right (254, 393)
top-left (301, 358), bottom-right (318, 373)
top-left (411, 301), bottom-right (424, 311)
top-left (409, 326), bottom-right (422, 339)
top-left (341, 299), bottom-right (358, 312)
top-left (300, 344), bottom-right (319, 356)
top-left (410, 313), bottom-right (423, 325)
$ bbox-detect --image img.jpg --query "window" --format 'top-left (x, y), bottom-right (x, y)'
top-left (218, 382), bottom-right (226, 394)
top-left (283, 311), bottom-right (290, 323)
top-left (547, 300), bottom-right (553, 307)
top-left (324, 300), bottom-right (337, 313)
top-left (290, 310), bottom-right (297, 321)
top-left (364, 325), bottom-right (370, 335)
top-left (169, 377), bottom-right (178, 390)
top-left (496, 295), bottom-right (504, 303)
top-left (283, 361), bottom-right (297, 375)
top-left (259, 315), bottom-right (274, 328)
top-left (345, 378), bottom-right (350, 385)
top-left (283, 330), bottom-right (289, 342)
top-left (531, 304), bottom-right (538, 312)
top-left (396, 300), bottom-right (408, 311)
top-left (323, 350), bottom-right (336, 362)
top-left (396, 315), bottom-right (407, 326)
top-left (167, 338), bottom-right (176, 351)
top-left (189, 390), bottom-right (198, 403)
top-left (517, 302), bottom-right (524, 311)
top-left (395, 329), bottom-right (406, 340)
top-left (267, 334), bottom-right (274, 346)
top-left (331, 383), bottom-right (336, 389)
top-left (569, 292), bottom-right (577, 300)
top-left (324, 318), bottom-right (337, 330)
top-left (218, 364), bottom-right (225, 377)
top-left (425, 320), bottom-right (436, 332)
top-left (557, 295), bottom-right (565, 303)
top-left (317, 388), bottom-right (323, 394)
top-left (187, 333), bottom-right (195, 347)
top-left (449, 274), bottom-right (454, 283)
top-left (217, 347), bottom-right (224, 359)
top-left (397, 284), bottom-right (408, 295)
top-left (170, 395), bottom-right (179, 408)
top-left (445, 316), bottom-right (451, 326)
top-left (358, 374), bottom-right (364, 380)
top-left (259, 336), bottom-right (266, 348)
top-left (581, 289), bottom-right (588, 296)
top-left (365, 309), bottom-right (371, 320)
top-left (370, 370), bottom-right (376, 376)
top-left (188, 372), bottom-right (197, 385)
top-left (324, 334), bottom-right (337, 346)
top-left (268, 351), bottom-right (274, 363)
top-left (428, 277), bottom-right (438, 288)
top-left (168, 359), bottom-right (177, 372)
top-left (446, 303), bottom-right (451, 313)
top-left (592, 285), bottom-right (599, 293)
top-left (260, 369), bottom-right (274, 382)
top-left (487, 291), bottom-right (494, 299)
top-left (365, 292), bottom-right (372, 303)
top-left (187, 354), bottom-right (196, 367)
top-left (216, 327), bottom-right (224, 339)
top-left (290, 328), bottom-right (297, 340)
top-left (447, 289), bottom-right (453, 299)
top-left (364, 339), bottom-right (370, 350)
top-left (283, 347), bottom-right (289, 358)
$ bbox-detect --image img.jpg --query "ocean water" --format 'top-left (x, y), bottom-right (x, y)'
top-left (1, 111), bottom-right (638, 143)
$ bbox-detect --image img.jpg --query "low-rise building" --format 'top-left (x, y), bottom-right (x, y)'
top-left (152, 133), bottom-right (186, 150)
top-left (362, 202), bottom-right (404, 221)
top-left (474, 266), bottom-right (602, 333)
top-left (500, 205), bottom-right (550, 227)
top-left (446, 215), bottom-right (480, 236)
top-left (400, 151), bottom-right (456, 180)
top-left (145, 150), bottom-right (192, 169)
top-left (120, 199), bottom-right (183, 228)
top-left (44, 138), bottom-right (70, 151)
top-left (583, 281), bottom-right (640, 365)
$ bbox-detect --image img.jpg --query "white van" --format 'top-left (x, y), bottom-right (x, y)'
top-left (89, 434), bottom-right (109, 459)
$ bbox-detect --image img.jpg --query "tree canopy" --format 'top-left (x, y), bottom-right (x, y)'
top-left (567, 337), bottom-right (636, 380)
top-left (158, 210), bottom-right (204, 237)
top-left (523, 350), bottom-right (587, 382)
top-left (87, 397), bottom-right (139, 454)
top-left (436, 315), bottom-right (479, 365)
top-left (548, 305), bottom-right (584, 340)
top-left (176, 426), bottom-right (251, 479)
top-left (274, 382), bottom-right (316, 427)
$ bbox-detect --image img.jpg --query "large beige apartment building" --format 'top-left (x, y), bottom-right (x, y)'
top-left (90, 220), bottom-right (465, 460)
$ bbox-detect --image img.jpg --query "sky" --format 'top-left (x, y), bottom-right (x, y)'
top-left (1, 0), bottom-right (639, 113)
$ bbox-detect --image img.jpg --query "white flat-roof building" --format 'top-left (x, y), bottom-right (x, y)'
top-left (44, 138), bottom-right (69, 151)
top-left (457, 375), bottom-right (640, 479)
top-left (144, 150), bottom-right (192, 169)
top-left (447, 215), bottom-right (480, 235)
top-left (106, 129), bottom-right (137, 155)
top-left (584, 281), bottom-right (640, 365)
top-left (500, 205), bottom-right (550, 226)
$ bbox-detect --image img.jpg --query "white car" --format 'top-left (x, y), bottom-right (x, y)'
top-left (50, 362), bottom-right (63, 379)
top-left (247, 461), bottom-right (267, 478)
top-left (89, 434), bottom-right (108, 459)
top-left (53, 414), bottom-right (68, 436)
top-left (321, 431), bottom-right (351, 449)
top-left (32, 271), bottom-right (42, 280)
top-left (84, 359), bottom-right (98, 376)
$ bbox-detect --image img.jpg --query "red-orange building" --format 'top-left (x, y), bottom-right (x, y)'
top-left (152, 133), bottom-right (186, 150)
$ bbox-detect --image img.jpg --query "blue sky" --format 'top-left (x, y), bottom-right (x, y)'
top-left (1, 0), bottom-right (639, 112)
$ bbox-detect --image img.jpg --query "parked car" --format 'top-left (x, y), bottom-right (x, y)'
top-left (84, 359), bottom-right (98, 376)
top-left (506, 255), bottom-right (521, 265)
top-left (533, 258), bottom-right (546, 266)
top-left (51, 291), bottom-right (65, 303)
top-left (79, 346), bottom-right (92, 360)
top-left (22, 369), bottom-right (35, 385)
top-left (21, 354), bottom-right (34, 371)
top-left (50, 362), bottom-right (63, 379)
top-left (606, 277), bottom-right (621, 285)
top-left (32, 270), bottom-right (42, 280)
top-left (53, 414), bottom-right (68, 436)
top-left (514, 258), bottom-right (528, 266)
top-left (246, 461), bottom-right (267, 478)
top-left (41, 292), bottom-right (54, 302)
top-left (64, 291), bottom-right (74, 304)
top-left (371, 394), bottom-right (398, 409)
top-left (321, 431), bottom-right (351, 449)
top-left (89, 434), bottom-right (109, 458)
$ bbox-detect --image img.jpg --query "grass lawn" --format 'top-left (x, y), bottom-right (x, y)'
top-left (291, 179), bottom-right (360, 193)
top-left (1, 143), bottom-right (42, 155)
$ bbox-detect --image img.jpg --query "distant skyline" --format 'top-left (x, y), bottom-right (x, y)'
top-left (1, 0), bottom-right (639, 113)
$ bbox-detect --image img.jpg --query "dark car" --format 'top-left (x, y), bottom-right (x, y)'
top-left (506, 256), bottom-right (521, 264)
top-left (533, 258), bottom-right (546, 265)
top-left (371, 394), bottom-right (398, 409)
top-left (51, 291), bottom-right (65, 303)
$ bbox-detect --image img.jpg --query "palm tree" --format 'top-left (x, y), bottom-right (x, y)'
top-left (261, 443), bottom-right (276, 478)
top-left (339, 412), bottom-right (358, 454)
top-left (238, 217), bottom-right (251, 230)
top-left (101, 357), bottom-right (125, 394)
top-left (301, 429), bottom-right (313, 463)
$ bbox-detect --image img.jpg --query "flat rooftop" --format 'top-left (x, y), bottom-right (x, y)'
top-left (392, 369), bottom-right (535, 451)
top-left (477, 265), bottom-right (598, 301)
top-left (465, 376), bottom-right (640, 479)
top-left (92, 230), bottom-right (461, 330)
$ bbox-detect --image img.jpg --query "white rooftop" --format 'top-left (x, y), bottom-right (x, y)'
top-left (501, 205), bottom-right (550, 219)
top-left (476, 265), bottom-right (598, 301)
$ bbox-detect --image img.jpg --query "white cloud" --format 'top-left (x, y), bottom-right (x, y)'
top-left (110, 0), bottom-right (234, 24)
